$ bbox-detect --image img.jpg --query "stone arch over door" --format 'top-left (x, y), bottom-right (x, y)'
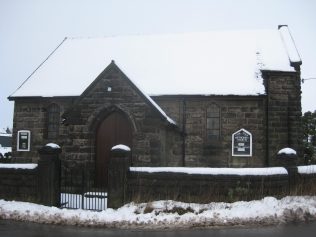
top-left (95, 111), bottom-right (133, 187)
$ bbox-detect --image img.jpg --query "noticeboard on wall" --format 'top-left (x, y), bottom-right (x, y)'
top-left (232, 128), bottom-right (252, 157)
top-left (17, 130), bottom-right (31, 151)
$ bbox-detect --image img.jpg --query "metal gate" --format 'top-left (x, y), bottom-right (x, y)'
top-left (60, 166), bottom-right (107, 211)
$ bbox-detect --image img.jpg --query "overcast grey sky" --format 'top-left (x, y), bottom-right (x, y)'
top-left (1, 0), bottom-right (316, 129)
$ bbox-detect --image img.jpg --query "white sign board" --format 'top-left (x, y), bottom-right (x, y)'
top-left (17, 130), bottom-right (31, 151)
top-left (232, 128), bottom-right (252, 157)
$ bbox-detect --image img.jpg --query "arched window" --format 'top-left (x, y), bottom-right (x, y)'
top-left (206, 103), bottom-right (220, 140)
top-left (47, 103), bottom-right (60, 139)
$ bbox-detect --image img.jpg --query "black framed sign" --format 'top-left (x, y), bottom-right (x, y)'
top-left (17, 130), bottom-right (31, 151)
top-left (232, 128), bottom-right (252, 157)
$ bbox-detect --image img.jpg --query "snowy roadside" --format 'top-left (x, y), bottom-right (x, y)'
top-left (1, 196), bottom-right (316, 229)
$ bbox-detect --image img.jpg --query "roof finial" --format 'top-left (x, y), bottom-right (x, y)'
top-left (278, 25), bottom-right (288, 29)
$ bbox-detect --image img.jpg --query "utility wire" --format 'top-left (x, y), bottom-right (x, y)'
top-left (302, 78), bottom-right (316, 83)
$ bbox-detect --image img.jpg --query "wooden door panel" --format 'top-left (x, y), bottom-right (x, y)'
top-left (96, 112), bottom-right (132, 187)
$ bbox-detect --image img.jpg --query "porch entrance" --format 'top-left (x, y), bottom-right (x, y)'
top-left (95, 111), bottom-right (132, 187)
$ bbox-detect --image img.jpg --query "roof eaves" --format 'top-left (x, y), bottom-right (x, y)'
top-left (112, 61), bottom-right (177, 126)
top-left (8, 37), bottom-right (68, 98)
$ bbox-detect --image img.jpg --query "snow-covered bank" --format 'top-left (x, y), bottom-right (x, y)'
top-left (1, 196), bottom-right (316, 229)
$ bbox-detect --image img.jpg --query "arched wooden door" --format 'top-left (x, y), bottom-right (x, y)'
top-left (96, 112), bottom-right (132, 187)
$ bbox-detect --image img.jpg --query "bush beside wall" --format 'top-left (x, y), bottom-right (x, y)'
top-left (127, 172), bottom-right (289, 203)
top-left (296, 173), bottom-right (316, 195)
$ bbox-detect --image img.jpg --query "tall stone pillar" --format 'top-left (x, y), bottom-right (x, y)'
top-left (107, 145), bottom-right (131, 209)
top-left (263, 71), bottom-right (303, 166)
top-left (37, 143), bottom-right (61, 206)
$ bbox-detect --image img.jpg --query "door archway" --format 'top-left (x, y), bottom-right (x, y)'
top-left (95, 111), bottom-right (132, 187)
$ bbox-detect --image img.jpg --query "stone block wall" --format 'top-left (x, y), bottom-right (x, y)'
top-left (154, 95), bottom-right (266, 167)
top-left (11, 98), bottom-right (73, 163)
top-left (10, 68), bottom-right (302, 169)
top-left (10, 65), bottom-right (182, 168)
top-left (60, 65), bottom-right (182, 169)
top-left (263, 70), bottom-right (303, 166)
top-left (127, 171), bottom-right (289, 203)
top-left (0, 168), bottom-right (38, 202)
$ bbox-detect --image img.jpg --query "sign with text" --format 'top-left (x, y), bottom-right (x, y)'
top-left (17, 130), bottom-right (31, 151)
top-left (232, 129), bottom-right (252, 156)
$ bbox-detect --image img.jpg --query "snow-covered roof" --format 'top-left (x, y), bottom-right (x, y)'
top-left (0, 133), bottom-right (12, 137)
top-left (10, 26), bottom-right (300, 98)
top-left (0, 128), bottom-right (12, 136)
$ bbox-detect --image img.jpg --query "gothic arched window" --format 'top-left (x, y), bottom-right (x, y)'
top-left (206, 103), bottom-right (221, 140)
top-left (47, 103), bottom-right (60, 139)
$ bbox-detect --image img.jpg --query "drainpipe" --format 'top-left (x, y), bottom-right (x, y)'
top-left (182, 98), bottom-right (186, 167)
top-left (265, 73), bottom-right (270, 167)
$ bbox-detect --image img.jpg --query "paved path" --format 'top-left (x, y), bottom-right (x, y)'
top-left (1, 220), bottom-right (316, 237)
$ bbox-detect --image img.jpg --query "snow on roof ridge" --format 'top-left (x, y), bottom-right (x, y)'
top-left (278, 25), bottom-right (302, 65)
top-left (65, 28), bottom-right (278, 39)
top-left (63, 29), bottom-right (281, 46)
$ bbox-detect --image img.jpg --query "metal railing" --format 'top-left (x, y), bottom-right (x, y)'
top-left (60, 167), bottom-right (107, 211)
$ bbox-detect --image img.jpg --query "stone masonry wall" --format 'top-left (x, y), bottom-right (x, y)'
top-left (61, 65), bottom-right (182, 169)
top-left (127, 171), bottom-right (288, 203)
top-left (0, 167), bottom-right (38, 202)
top-left (11, 98), bottom-right (74, 163)
top-left (11, 66), bottom-right (182, 168)
top-left (154, 96), bottom-right (266, 167)
top-left (263, 70), bottom-right (303, 166)
top-left (11, 69), bottom-right (302, 168)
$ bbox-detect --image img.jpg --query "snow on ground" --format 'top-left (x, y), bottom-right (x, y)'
top-left (1, 196), bottom-right (316, 229)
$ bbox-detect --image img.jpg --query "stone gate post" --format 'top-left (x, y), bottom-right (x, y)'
top-left (38, 143), bottom-right (61, 206)
top-left (107, 145), bottom-right (131, 209)
top-left (277, 148), bottom-right (299, 194)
